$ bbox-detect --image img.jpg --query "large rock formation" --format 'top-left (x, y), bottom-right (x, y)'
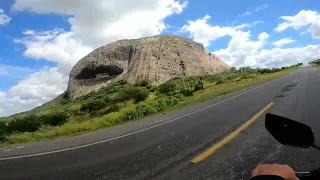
top-left (68, 35), bottom-right (229, 98)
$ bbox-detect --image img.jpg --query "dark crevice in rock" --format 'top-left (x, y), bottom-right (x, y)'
top-left (75, 65), bottom-right (123, 80)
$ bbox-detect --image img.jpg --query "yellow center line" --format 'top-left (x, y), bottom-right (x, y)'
top-left (191, 102), bottom-right (275, 164)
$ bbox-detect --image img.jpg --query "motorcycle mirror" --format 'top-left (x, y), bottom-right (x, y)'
top-left (265, 113), bottom-right (315, 148)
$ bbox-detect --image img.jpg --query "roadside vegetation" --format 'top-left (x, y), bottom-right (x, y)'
top-left (0, 64), bottom-right (301, 145)
top-left (309, 59), bottom-right (320, 67)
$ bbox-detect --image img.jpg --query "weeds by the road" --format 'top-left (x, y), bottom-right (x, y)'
top-left (0, 65), bottom-right (300, 145)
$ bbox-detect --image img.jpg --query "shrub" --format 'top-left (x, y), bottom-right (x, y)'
top-left (167, 96), bottom-right (180, 106)
top-left (6, 115), bottom-right (42, 133)
top-left (90, 105), bottom-right (121, 117)
top-left (66, 107), bottom-right (82, 116)
top-left (146, 84), bottom-right (156, 92)
top-left (124, 110), bottom-right (140, 121)
top-left (136, 104), bottom-right (158, 117)
top-left (179, 87), bottom-right (194, 97)
top-left (135, 79), bottom-right (150, 87)
top-left (62, 91), bottom-right (70, 100)
top-left (41, 112), bottom-right (69, 126)
top-left (116, 79), bottom-right (128, 86)
top-left (80, 99), bottom-right (106, 112)
top-left (157, 82), bottom-right (176, 94)
top-left (116, 86), bottom-right (150, 103)
top-left (0, 121), bottom-right (7, 141)
top-left (153, 97), bottom-right (169, 111)
top-left (194, 80), bottom-right (204, 91)
top-left (174, 93), bottom-right (185, 101)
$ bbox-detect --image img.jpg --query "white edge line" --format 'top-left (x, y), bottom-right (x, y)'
top-left (0, 77), bottom-right (285, 161)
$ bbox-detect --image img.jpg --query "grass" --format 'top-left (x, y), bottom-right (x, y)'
top-left (0, 66), bottom-right (299, 146)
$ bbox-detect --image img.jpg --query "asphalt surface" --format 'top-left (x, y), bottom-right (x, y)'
top-left (1, 67), bottom-right (320, 180)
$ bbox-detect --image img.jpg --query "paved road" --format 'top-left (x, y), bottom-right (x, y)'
top-left (1, 67), bottom-right (320, 180)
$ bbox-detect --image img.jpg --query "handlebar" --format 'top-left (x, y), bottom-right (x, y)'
top-left (296, 172), bottom-right (312, 179)
top-left (296, 168), bottom-right (320, 180)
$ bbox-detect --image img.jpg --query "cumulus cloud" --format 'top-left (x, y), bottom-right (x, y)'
top-left (272, 38), bottom-right (296, 47)
top-left (0, 67), bottom-right (68, 117)
top-left (182, 14), bottom-right (320, 68)
top-left (181, 15), bottom-right (249, 47)
top-left (214, 32), bottom-right (270, 67)
top-left (0, 9), bottom-right (11, 25)
top-left (0, 0), bottom-right (188, 117)
top-left (275, 10), bottom-right (320, 39)
top-left (238, 4), bottom-right (268, 17)
top-left (13, 0), bottom-right (188, 48)
top-left (0, 92), bottom-right (6, 100)
top-left (215, 41), bottom-right (320, 68)
top-left (14, 29), bottom-right (92, 75)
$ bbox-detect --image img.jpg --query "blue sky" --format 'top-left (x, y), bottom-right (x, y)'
top-left (0, 0), bottom-right (320, 117)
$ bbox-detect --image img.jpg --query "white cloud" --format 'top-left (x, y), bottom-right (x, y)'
top-left (0, 9), bottom-right (11, 25)
top-left (0, 0), bottom-right (188, 117)
top-left (234, 23), bottom-right (252, 30)
top-left (181, 15), bottom-right (248, 47)
top-left (253, 21), bottom-right (264, 25)
top-left (9, 67), bottom-right (68, 101)
top-left (272, 38), bottom-right (296, 47)
top-left (181, 15), bottom-right (265, 47)
top-left (0, 67), bottom-right (68, 117)
top-left (0, 92), bottom-right (6, 100)
top-left (15, 29), bottom-right (93, 76)
top-left (23, 30), bottom-right (36, 35)
top-left (214, 34), bottom-right (320, 68)
top-left (182, 14), bottom-right (320, 68)
top-left (214, 32), bottom-right (270, 67)
top-left (215, 41), bottom-right (320, 68)
top-left (238, 4), bottom-right (268, 17)
top-left (275, 10), bottom-right (320, 39)
top-left (13, 0), bottom-right (188, 48)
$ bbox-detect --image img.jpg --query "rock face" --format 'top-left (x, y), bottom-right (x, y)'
top-left (68, 35), bottom-right (229, 98)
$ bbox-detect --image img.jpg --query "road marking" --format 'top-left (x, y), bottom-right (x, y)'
top-left (0, 78), bottom-right (282, 161)
top-left (191, 102), bottom-right (274, 164)
top-left (15, 146), bottom-right (24, 149)
top-left (4, 149), bottom-right (13, 152)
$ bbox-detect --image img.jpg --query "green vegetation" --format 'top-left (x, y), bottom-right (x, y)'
top-left (309, 59), bottom-right (320, 67)
top-left (0, 64), bottom-right (300, 145)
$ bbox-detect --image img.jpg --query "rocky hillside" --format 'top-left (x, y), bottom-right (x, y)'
top-left (68, 35), bottom-right (229, 98)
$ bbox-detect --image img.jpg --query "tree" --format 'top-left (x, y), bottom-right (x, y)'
top-left (230, 67), bottom-right (236, 71)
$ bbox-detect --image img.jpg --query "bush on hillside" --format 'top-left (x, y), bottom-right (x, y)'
top-left (0, 121), bottom-right (7, 141)
top-left (153, 97), bottom-right (169, 111)
top-left (194, 81), bottom-right (204, 91)
top-left (179, 87), bottom-right (194, 97)
top-left (41, 111), bottom-right (69, 126)
top-left (135, 79), bottom-right (150, 87)
top-left (90, 105), bottom-right (121, 117)
top-left (157, 82), bottom-right (176, 95)
top-left (6, 115), bottom-right (42, 133)
top-left (173, 93), bottom-right (185, 101)
top-left (80, 99), bottom-right (107, 112)
top-left (136, 104), bottom-right (157, 116)
top-left (116, 86), bottom-right (150, 103)
top-left (124, 103), bottom-right (157, 121)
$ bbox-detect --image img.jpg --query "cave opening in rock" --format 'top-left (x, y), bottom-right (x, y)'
top-left (76, 65), bottom-right (123, 80)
